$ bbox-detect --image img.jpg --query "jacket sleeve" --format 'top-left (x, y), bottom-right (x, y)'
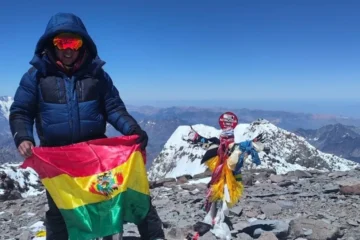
top-left (9, 70), bottom-right (37, 148)
top-left (100, 71), bottom-right (139, 135)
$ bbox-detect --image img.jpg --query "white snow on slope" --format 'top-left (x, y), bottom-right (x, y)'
top-left (148, 119), bottom-right (360, 180)
top-left (0, 163), bottom-right (43, 198)
top-left (147, 124), bottom-right (221, 180)
top-left (234, 120), bottom-right (358, 173)
top-left (187, 177), bottom-right (211, 185)
top-left (0, 96), bottom-right (13, 120)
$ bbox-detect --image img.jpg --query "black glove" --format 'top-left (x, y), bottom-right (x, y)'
top-left (132, 127), bottom-right (148, 150)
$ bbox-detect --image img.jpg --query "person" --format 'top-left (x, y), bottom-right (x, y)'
top-left (9, 12), bottom-right (165, 240)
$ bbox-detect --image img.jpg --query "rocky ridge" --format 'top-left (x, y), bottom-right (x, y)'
top-left (295, 123), bottom-right (360, 163)
top-left (0, 163), bottom-right (44, 201)
top-left (1, 167), bottom-right (360, 240)
top-left (148, 120), bottom-right (360, 181)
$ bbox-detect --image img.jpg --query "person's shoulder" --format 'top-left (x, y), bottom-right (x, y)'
top-left (89, 56), bottom-right (108, 78)
top-left (23, 66), bottom-right (38, 77)
top-left (20, 67), bottom-right (40, 84)
top-left (27, 66), bottom-right (37, 74)
top-left (94, 67), bottom-right (112, 82)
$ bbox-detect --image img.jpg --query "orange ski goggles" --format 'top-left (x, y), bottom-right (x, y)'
top-left (53, 33), bottom-right (83, 50)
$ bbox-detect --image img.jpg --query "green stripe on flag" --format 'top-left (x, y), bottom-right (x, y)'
top-left (60, 189), bottom-right (150, 240)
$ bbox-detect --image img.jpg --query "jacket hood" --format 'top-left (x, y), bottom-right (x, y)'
top-left (30, 13), bottom-right (105, 76)
top-left (34, 12), bottom-right (97, 57)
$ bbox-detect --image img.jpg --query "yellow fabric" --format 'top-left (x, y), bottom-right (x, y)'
top-left (205, 156), bottom-right (220, 171)
top-left (205, 152), bottom-right (244, 207)
top-left (42, 151), bottom-right (149, 209)
top-left (35, 230), bottom-right (46, 237)
top-left (224, 162), bottom-right (244, 207)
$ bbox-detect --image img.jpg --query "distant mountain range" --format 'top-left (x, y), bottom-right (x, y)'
top-left (295, 124), bottom-right (360, 163)
top-left (1, 96), bottom-right (360, 167)
top-left (0, 96), bottom-right (23, 164)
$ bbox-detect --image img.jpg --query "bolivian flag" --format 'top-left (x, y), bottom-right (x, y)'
top-left (21, 135), bottom-right (150, 240)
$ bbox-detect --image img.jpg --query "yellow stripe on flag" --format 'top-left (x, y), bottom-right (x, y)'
top-left (42, 151), bottom-right (149, 209)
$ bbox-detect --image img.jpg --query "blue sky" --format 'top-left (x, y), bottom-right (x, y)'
top-left (0, 0), bottom-right (359, 115)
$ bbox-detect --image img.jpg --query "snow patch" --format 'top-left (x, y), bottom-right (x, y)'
top-left (29, 221), bottom-right (46, 240)
top-left (0, 96), bottom-right (13, 120)
top-left (146, 121), bottom-right (156, 125)
top-left (0, 163), bottom-right (43, 198)
top-left (187, 177), bottom-right (211, 184)
top-left (147, 124), bottom-right (221, 180)
top-left (29, 221), bottom-right (44, 231)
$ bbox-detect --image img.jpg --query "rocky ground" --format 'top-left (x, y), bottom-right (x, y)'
top-left (1, 168), bottom-right (360, 240)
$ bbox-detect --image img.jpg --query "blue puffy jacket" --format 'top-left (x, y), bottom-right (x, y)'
top-left (9, 13), bottom-right (140, 147)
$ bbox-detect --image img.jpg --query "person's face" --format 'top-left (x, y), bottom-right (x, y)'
top-left (53, 33), bottom-right (83, 66)
top-left (55, 47), bottom-right (79, 66)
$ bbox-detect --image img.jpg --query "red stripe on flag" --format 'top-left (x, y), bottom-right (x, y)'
top-left (21, 135), bottom-right (144, 178)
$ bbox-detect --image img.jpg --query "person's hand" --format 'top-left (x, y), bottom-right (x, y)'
top-left (18, 140), bottom-right (34, 158)
top-left (133, 128), bottom-right (148, 150)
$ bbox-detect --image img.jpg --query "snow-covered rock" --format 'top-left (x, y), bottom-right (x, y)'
top-left (148, 119), bottom-right (360, 180)
top-left (147, 124), bottom-right (221, 180)
top-left (0, 96), bottom-right (13, 120)
top-left (0, 163), bottom-right (43, 200)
